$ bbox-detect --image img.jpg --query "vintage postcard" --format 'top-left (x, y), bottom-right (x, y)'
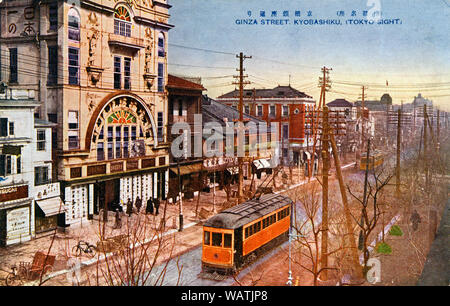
top-left (0, 0), bottom-right (448, 298)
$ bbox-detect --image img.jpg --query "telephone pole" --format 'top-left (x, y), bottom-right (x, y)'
top-left (233, 52), bottom-right (251, 203)
top-left (317, 66), bottom-right (332, 280)
top-left (396, 109), bottom-right (401, 196)
top-left (320, 106), bottom-right (330, 281)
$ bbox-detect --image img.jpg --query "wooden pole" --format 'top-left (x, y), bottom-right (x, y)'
top-left (320, 106), bottom-right (330, 281)
top-left (396, 109), bottom-right (401, 196)
top-left (330, 132), bottom-right (362, 279)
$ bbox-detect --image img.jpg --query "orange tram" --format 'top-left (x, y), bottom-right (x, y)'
top-left (201, 193), bottom-right (293, 274)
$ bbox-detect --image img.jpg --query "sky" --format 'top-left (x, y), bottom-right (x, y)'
top-left (167, 0), bottom-right (450, 111)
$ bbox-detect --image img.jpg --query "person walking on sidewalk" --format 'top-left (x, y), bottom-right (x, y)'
top-left (154, 198), bottom-right (160, 216)
top-left (113, 208), bottom-right (122, 229)
top-left (126, 198), bottom-right (133, 217)
top-left (146, 197), bottom-right (154, 215)
top-left (135, 196), bottom-right (142, 213)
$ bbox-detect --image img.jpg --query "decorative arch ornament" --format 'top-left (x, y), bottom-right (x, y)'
top-left (86, 93), bottom-right (158, 153)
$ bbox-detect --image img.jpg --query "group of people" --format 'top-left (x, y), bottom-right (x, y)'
top-left (124, 196), bottom-right (160, 217)
top-left (113, 196), bottom-right (161, 229)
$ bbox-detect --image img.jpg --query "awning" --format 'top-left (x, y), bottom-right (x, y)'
top-left (170, 163), bottom-right (203, 176)
top-left (35, 197), bottom-right (65, 217)
top-left (253, 159), bottom-right (272, 170)
top-left (226, 167), bottom-right (239, 175)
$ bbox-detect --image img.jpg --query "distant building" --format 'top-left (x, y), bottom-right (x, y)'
top-left (216, 85), bottom-right (315, 165)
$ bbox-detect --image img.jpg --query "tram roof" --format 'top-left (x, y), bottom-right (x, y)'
top-left (203, 193), bottom-right (292, 229)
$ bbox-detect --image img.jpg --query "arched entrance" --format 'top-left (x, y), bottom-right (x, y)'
top-left (87, 94), bottom-right (158, 214)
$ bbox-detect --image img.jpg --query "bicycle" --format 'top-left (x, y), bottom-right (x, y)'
top-left (72, 241), bottom-right (97, 258)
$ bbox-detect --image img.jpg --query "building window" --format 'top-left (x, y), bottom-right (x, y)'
top-left (68, 8), bottom-right (80, 41)
top-left (114, 56), bottom-right (121, 89)
top-left (48, 46), bottom-right (58, 85)
top-left (68, 111), bottom-right (79, 149)
top-left (35, 166), bottom-right (49, 186)
top-left (9, 48), bottom-right (18, 83)
top-left (37, 130), bottom-right (46, 151)
top-left (123, 126), bottom-right (129, 158)
top-left (282, 124), bottom-right (289, 140)
top-left (244, 105), bottom-right (250, 114)
top-left (269, 105), bottom-right (276, 117)
top-left (282, 105), bottom-right (289, 117)
top-left (114, 6), bottom-right (131, 37)
top-left (257, 105), bottom-right (263, 116)
top-left (16, 155), bottom-right (21, 174)
top-left (0, 118), bottom-right (7, 137)
top-left (49, 2), bottom-right (58, 31)
top-left (107, 126), bottom-right (114, 160)
top-left (8, 122), bottom-right (14, 136)
top-left (6, 156), bottom-right (12, 175)
top-left (158, 32), bottom-right (165, 57)
top-left (124, 57), bottom-right (131, 89)
top-left (157, 112), bottom-right (164, 142)
top-left (68, 47), bottom-right (79, 85)
top-left (158, 63), bottom-right (164, 92)
top-left (97, 142), bottom-right (105, 161)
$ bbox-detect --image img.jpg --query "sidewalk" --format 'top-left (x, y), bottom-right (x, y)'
top-left (417, 198), bottom-right (449, 286)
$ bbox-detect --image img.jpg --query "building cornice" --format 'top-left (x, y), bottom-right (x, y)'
top-left (133, 16), bottom-right (175, 31)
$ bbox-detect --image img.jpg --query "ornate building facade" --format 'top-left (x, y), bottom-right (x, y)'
top-left (0, 0), bottom-right (172, 226)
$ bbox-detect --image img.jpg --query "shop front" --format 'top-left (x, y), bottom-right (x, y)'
top-left (33, 182), bottom-right (65, 233)
top-left (62, 169), bottom-right (169, 225)
top-left (0, 184), bottom-right (33, 246)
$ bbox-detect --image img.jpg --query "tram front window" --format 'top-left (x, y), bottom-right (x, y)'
top-left (224, 234), bottom-right (232, 248)
top-left (204, 231), bottom-right (210, 245)
top-left (212, 232), bottom-right (222, 247)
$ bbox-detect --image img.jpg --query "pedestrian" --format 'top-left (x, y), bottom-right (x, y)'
top-left (146, 197), bottom-right (154, 215)
top-left (410, 210), bottom-right (421, 231)
top-left (126, 198), bottom-right (133, 217)
top-left (154, 198), bottom-right (160, 216)
top-left (113, 208), bottom-right (122, 229)
top-left (135, 196), bottom-right (142, 213)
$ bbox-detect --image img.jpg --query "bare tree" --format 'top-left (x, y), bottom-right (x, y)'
top-left (347, 166), bottom-right (393, 274)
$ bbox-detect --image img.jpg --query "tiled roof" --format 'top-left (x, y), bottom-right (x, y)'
top-left (167, 74), bottom-right (205, 91)
top-left (217, 85), bottom-right (313, 99)
top-left (327, 99), bottom-right (353, 107)
top-left (202, 95), bottom-right (264, 126)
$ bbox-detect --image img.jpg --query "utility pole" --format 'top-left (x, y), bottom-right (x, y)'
top-left (396, 109), bottom-right (401, 196)
top-left (310, 67), bottom-right (332, 180)
top-left (361, 86), bottom-right (366, 152)
top-left (177, 158), bottom-right (183, 231)
top-left (233, 52), bottom-right (251, 203)
top-left (320, 106), bottom-right (330, 281)
top-left (423, 105), bottom-right (429, 191)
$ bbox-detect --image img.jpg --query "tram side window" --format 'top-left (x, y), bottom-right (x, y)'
top-left (204, 231), bottom-right (210, 245)
top-left (224, 234), bottom-right (232, 248)
top-left (255, 221), bottom-right (261, 232)
top-left (245, 227), bottom-right (249, 239)
top-left (212, 232), bottom-right (222, 247)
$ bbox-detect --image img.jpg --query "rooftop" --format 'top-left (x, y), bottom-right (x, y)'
top-left (217, 85), bottom-right (313, 99)
top-left (167, 74), bottom-right (205, 91)
top-left (327, 98), bottom-right (353, 108)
